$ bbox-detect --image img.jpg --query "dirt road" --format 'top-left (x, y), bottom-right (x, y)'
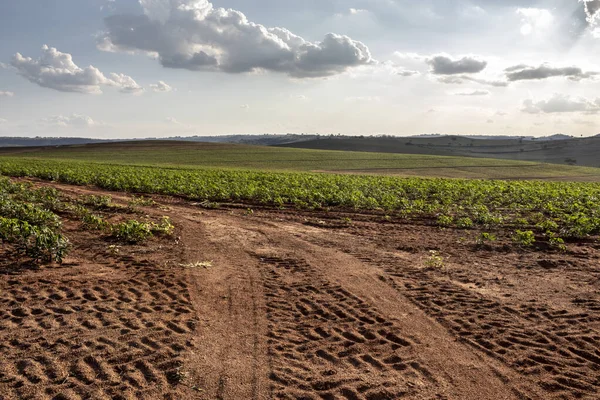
top-left (1, 183), bottom-right (599, 399)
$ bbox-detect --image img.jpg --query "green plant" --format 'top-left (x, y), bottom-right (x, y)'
top-left (151, 216), bottom-right (174, 235)
top-left (424, 250), bottom-right (444, 269)
top-left (456, 217), bottom-right (474, 229)
top-left (512, 230), bottom-right (535, 247)
top-left (0, 217), bottom-right (69, 263)
top-left (476, 232), bottom-right (497, 246)
top-left (548, 233), bottom-right (567, 252)
top-left (80, 194), bottom-right (113, 209)
top-left (111, 220), bottom-right (153, 243)
top-left (129, 195), bottom-right (156, 207)
top-left (437, 214), bottom-right (453, 227)
top-left (82, 213), bottom-right (109, 230)
top-left (513, 218), bottom-right (529, 227)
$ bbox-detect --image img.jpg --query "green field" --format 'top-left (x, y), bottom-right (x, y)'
top-left (0, 154), bottom-right (599, 242)
top-left (2, 141), bottom-right (600, 181)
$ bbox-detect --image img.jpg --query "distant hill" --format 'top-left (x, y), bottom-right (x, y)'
top-left (276, 135), bottom-right (600, 168)
top-left (1, 134), bottom-right (599, 168)
top-left (0, 137), bottom-right (113, 147)
top-left (0, 134), bottom-right (319, 148)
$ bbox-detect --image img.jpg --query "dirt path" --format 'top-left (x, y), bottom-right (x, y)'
top-left (172, 208), bottom-right (543, 400)
top-left (1, 181), bottom-right (599, 399)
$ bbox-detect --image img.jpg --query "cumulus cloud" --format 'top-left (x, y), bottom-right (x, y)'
top-left (516, 8), bottom-right (554, 35)
top-left (522, 94), bottom-right (600, 114)
top-left (0, 91), bottom-right (14, 97)
top-left (98, 0), bottom-right (374, 78)
top-left (40, 114), bottom-right (101, 127)
top-left (452, 89), bottom-right (490, 96)
top-left (10, 45), bottom-right (142, 94)
top-left (581, 0), bottom-right (600, 26)
top-left (505, 64), bottom-right (598, 81)
top-left (426, 54), bottom-right (487, 75)
top-left (107, 73), bottom-right (144, 94)
top-left (149, 80), bottom-right (173, 92)
top-left (437, 75), bottom-right (508, 87)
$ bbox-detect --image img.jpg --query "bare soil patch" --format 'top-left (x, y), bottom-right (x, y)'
top-left (1, 181), bottom-right (599, 399)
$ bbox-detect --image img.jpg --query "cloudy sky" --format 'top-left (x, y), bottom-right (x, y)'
top-left (0, 0), bottom-right (599, 138)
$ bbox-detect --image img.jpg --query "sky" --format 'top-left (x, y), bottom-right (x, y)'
top-left (0, 0), bottom-right (599, 138)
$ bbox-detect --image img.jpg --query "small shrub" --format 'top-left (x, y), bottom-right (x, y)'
top-left (0, 217), bottom-right (69, 263)
top-left (424, 250), bottom-right (444, 269)
top-left (513, 217), bottom-right (529, 227)
top-left (512, 230), bottom-right (535, 247)
top-left (536, 219), bottom-right (559, 232)
top-left (80, 195), bottom-right (113, 209)
top-left (476, 232), bottom-right (497, 246)
top-left (437, 214), bottom-right (453, 227)
top-left (112, 220), bottom-right (153, 243)
top-left (82, 213), bottom-right (109, 230)
top-left (151, 216), bottom-right (174, 236)
top-left (456, 217), bottom-right (473, 229)
top-left (129, 195), bottom-right (156, 207)
top-left (548, 233), bottom-right (566, 252)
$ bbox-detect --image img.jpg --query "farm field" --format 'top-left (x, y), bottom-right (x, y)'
top-left (2, 141), bottom-right (600, 180)
top-left (0, 145), bottom-right (600, 399)
top-left (0, 177), bottom-right (598, 399)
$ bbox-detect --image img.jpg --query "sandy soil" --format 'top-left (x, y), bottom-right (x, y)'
top-left (1, 181), bottom-right (599, 399)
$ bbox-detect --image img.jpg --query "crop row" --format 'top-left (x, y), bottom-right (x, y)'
top-left (0, 158), bottom-right (599, 239)
top-left (0, 177), bottom-right (68, 262)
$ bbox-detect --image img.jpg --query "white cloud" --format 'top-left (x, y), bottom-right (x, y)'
top-left (0, 91), bottom-right (14, 97)
top-left (349, 8), bottom-right (368, 15)
top-left (98, 0), bottom-right (374, 78)
top-left (240, 104), bottom-right (250, 109)
top-left (149, 80), bottom-right (173, 92)
top-left (397, 69), bottom-right (419, 77)
top-left (40, 114), bottom-right (101, 127)
top-left (108, 73), bottom-right (144, 94)
top-left (522, 94), bottom-right (600, 114)
top-left (581, 0), bottom-right (600, 26)
top-left (0, 118), bottom-right (7, 124)
top-left (505, 64), bottom-right (598, 81)
top-left (516, 8), bottom-right (554, 36)
top-left (11, 45), bottom-right (142, 94)
top-left (426, 53), bottom-right (487, 75)
top-left (452, 89), bottom-right (490, 96)
top-left (437, 75), bottom-right (508, 87)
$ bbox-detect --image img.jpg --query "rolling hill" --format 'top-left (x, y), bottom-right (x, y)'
top-left (1, 140), bottom-right (600, 181)
top-left (276, 135), bottom-right (600, 168)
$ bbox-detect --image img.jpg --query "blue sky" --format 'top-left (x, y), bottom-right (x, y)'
top-left (0, 0), bottom-right (599, 138)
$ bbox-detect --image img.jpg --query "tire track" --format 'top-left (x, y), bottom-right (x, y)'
top-left (258, 255), bottom-right (434, 400)
top-left (344, 248), bottom-right (600, 400)
top-left (0, 261), bottom-right (197, 399)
